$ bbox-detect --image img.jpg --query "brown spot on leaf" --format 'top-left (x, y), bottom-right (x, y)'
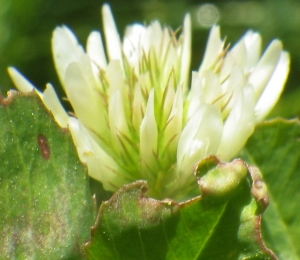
top-left (38, 134), bottom-right (50, 160)
top-left (0, 90), bottom-right (19, 106)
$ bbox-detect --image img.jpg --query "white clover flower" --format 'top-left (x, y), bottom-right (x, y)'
top-left (8, 4), bottom-right (290, 200)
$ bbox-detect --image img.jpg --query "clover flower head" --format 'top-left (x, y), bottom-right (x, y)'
top-left (8, 4), bottom-right (290, 200)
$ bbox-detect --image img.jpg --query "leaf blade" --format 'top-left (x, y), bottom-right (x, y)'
top-left (0, 91), bottom-right (96, 259)
top-left (241, 118), bottom-right (300, 259)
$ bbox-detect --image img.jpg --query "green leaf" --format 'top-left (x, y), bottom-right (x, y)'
top-left (241, 119), bottom-right (300, 260)
top-left (0, 91), bottom-right (96, 259)
top-left (85, 158), bottom-right (275, 260)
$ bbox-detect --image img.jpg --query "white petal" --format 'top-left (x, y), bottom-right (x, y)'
top-left (123, 24), bottom-right (145, 52)
top-left (220, 32), bottom-right (261, 81)
top-left (132, 83), bottom-right (144, 132)
top-left (68, 117), bottom-right (127, 191)
top-left (160, 83), bottom-right (175, 127)
top-left (106, 60), bottom-right (124, 95)
top-left (102, 4), bottom-right (122, 61)
top-left (243, 31), bottom-right (262, 70)
top-left (248, 40), bottom-right (282, 99)
top-left (255, 51), bottom-right (290, 121)
top-left (140, 90), bottom-right (158, 175)
top-left (217, 84), bottom-right (255, 161)
top-left (177, 104), bottom-right (223, 177)
top-left (7, 67), bottom-right (40, 96)
top-left (201, 70), bottom-right (222, 105)
top-left (187, 72), bottom-right (203, 119)
top-left (75, 54), bottom-right (103, 93)
top-left (221, 65), bottom-right (246, 116)
top-left (85, 155), bottom-right (128, 191)
top-left (109, 88), bottom-right (130, 150)
top-left (160, 27), bottom-right (172, 61)
top-left (144, 21), bottom-right (163, 55)
top-left (188, 71), bottom-right (222, 117)
top-left (229, 38), bottom-right (247, 69)
top-left (123, 24), bottom-right (145, 68)
top-left (222, 65), bottom-right (245, 94)
top-left (180, 14), bottom-right (192, 88)
top-left (163, 85), bottom-right (183, 156)
top-left (52, 26), bottom-right (84, 86)
top-left (198, 25), bottom-right (224, 75)
top-left (220, 52), bottom-right (234, 82)
top-left (42, 83), bottom-right (69, 128)
top-left (138, 72), bottom-right (152, 100)
top-left (230, 31), bottom-right (262, 73)
top-left (64, 58), bottom-right (105, 134)
top-left (67, 117), bottom-right (93, 163)
top-left (87, 31), bottom-right (107, 69)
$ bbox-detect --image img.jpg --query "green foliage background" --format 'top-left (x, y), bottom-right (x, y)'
top-left (1, 0), bottom-right (300, 118)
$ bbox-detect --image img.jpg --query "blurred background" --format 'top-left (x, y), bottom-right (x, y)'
top-left (1, 0), bottom-right (300, 118)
